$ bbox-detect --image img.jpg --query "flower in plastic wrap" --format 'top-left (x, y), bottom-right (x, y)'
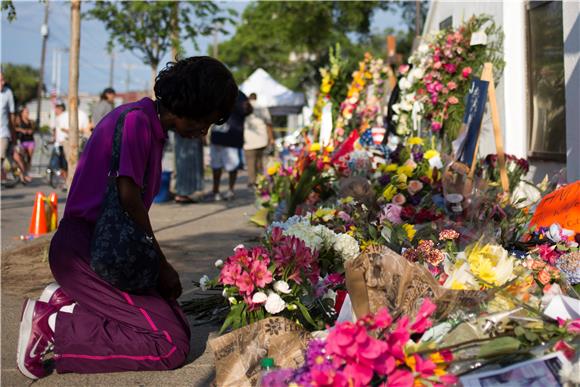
top-left (265, 291), bottom-right (286, 314)
top-left (466, 244), bottom-right (516, 287)
top-left (334, 233), bottom-right (361, 261)
top-left (273, 280), bottom-right (291, 294)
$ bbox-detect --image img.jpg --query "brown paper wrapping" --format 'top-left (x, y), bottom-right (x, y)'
top-left (345, 245), bottom-right (487, 319)
top-left (209, 317), bottom-right (311, 387)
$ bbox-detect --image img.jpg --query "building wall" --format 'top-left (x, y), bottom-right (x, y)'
top-left (563, 0), bottom-right (580, 182)
top-left (423, 0), bottom-right (573, 183)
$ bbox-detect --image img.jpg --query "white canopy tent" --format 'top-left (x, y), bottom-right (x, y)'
top-left (239, 68), bottom-right (305, 116)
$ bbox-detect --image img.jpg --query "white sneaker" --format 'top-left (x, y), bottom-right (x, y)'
top-left (213, 193), bottom-right (223, 202)
top-left (224, 190), bottom-right (235, 201)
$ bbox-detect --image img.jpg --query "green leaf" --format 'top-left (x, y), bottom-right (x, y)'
top-left (479, 337), bottom-right (521, 358)
top-left (295, 301), bottom-right (317, 328)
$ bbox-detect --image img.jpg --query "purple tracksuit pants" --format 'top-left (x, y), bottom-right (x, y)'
top-left (48, 217), bottom-right (191, 374)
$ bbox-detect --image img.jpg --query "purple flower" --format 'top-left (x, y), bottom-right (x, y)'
top-left (411, 145), bottom-right (424, 162)
top-left (409, 195), bottom-right (422, 206)
top-left (260, 368), bottom-right (294, 387)
top-left (305, 339), bottom-right (327, 367)
top-left (378, 174), bottom-right (391, 186)
top-left (380, 204), bottom-right (403, 225)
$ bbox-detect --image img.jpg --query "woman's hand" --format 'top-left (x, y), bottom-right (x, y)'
top-left (158, 259), bottom-right (182, 300)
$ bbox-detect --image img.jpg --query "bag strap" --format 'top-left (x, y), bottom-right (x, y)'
top-left (109, 107), bottom-right (150, 193)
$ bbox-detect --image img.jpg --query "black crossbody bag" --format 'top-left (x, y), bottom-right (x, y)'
top-left (90, 108), bottom-right (160, 293)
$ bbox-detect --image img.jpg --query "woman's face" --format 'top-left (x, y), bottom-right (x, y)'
top-left (21, 108), bottom-right (29, 120)
top-left (172, 111), bottom-right (223, 139)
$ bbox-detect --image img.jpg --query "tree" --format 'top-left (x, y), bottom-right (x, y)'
top-left (397, 0), bottom-right (430, 36)
top-left (2, 64), bottom-right (40, 107)
top-left (86, 1), bottom-right (235, 96)
top-left (68, 0), bottom-right (81, 187)
top-left (216, 1), bottom-right (395, 91)
top-left (1, 0), bottom-right (16, 22)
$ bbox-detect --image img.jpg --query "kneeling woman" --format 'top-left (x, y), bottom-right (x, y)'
top-left (17, 57), bottom-right (237, 378)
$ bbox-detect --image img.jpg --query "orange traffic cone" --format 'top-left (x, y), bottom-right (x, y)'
top-left (29, 192), bottom-right (48, 236)
top-left (48, 192), bottom-right (59, 231)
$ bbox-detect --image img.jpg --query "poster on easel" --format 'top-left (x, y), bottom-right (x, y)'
top-left (451, 62), bottom-right (509, 193)
top-left (456, 78), bottom-right (489, 168)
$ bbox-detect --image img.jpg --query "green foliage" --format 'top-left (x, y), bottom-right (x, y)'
top-left (86, 1), bottom-right (235, 69)
top-left (2, 63), bottom-right (40, 107)
top-left (1, 0), bottom-right (16, 22)
top-left (217, 1), bottom-right (396, 90)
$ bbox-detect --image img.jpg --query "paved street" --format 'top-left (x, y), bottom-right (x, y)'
top-left (1, 172), bottom-right (262, 386)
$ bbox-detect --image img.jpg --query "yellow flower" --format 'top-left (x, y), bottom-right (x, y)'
top-left (402, 224), bottom-right (416, 241)
top-left (385, 163), bottom-right (398, 172)
top-left (314, 208), bottom-right (335, 221)
top-left (383, 185), bottom-right (397, 201)
top-left (424, 149), bottom-right (439, 160)
top-left (361, 240), bottom-right (378, 251)
top-left (407, 137), bottom-right (424, 146)
top-left (395, 173), bottom-right (408, 189)
top-left (267, 162), bottom-right (280, 176)
top-left (310, 143), bottom-right (321, 152)
top-left (325, 145), bottom-right (335, 152)
top-left (397, 165), bottom-right (414, 177)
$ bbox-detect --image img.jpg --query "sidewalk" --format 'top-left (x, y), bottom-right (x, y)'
top-left (1, 173), bottom-right (262, 386)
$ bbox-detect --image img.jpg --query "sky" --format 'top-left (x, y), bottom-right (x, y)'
top-left (1, 1), bottom-right (407, 95)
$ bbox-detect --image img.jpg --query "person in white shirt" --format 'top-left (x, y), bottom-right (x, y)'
top-left (1, 72), bottom-right (16, 184)
top-left (243, 93), bottom-right (274, 187)
top-left (51, 100), bottom-right (90, 185)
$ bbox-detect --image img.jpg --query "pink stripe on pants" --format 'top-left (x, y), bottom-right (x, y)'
top-left (49, 217), bottom-right (190, 374)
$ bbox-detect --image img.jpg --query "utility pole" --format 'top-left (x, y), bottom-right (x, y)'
top-left (109, 51), bottom-right (115, 88)
top-left (67, 0), bottom-right (81, 188)
top-left (35, 0), bottom-right (49, 127)
top-left (212, 22), bottom-right (220, 58)
top-left (415, 0), bottom-right (422, 37)
top-left (123, 63), bottom-right (137, 93)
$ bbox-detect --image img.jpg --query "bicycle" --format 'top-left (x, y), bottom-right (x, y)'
top-left (40, 138), bottom-right (66, 189)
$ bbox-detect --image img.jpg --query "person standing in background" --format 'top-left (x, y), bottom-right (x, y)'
top-left (1, 72), bottom-right (16, 185)
top-left (209, 91), bottom-right (252, 201)
top-left (173, 134), bottom-right (204, 204)
top-left (52, 101), bottom-right (90, 186)
top-left (12, 106), bottom-right (37, 183)
top-left (244, 93), bottom-right (274, 188)
top-left (91, 87), bottom-right (116, 127)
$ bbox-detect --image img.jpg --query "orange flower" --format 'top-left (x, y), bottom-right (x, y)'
top-left (537, 269), bottom-right (551, 285)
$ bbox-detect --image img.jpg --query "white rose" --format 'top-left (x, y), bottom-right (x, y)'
top-left (214, 259), bottom-right (224, 268)
top-left (265, 292), bottom-right (286, 314)
top-left (273, 280), bottom-right (291, 294)
top-left (252, 292), bottom-right (268, 304)
top-left (199, 275), bottom-right (210, 291)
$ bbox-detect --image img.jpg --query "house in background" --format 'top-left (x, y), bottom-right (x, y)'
top-left (423, 0), bottom-right (579, 183)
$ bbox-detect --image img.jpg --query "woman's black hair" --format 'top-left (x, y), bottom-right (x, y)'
top-left (154, 56), bottom-right (238, 122)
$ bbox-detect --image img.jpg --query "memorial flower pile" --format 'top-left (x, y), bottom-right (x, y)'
top-left (262, 300), bottom-right (458, 387)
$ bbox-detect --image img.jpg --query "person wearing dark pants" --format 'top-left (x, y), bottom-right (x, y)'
top-left (209, 91), bottom-right (252, 201)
